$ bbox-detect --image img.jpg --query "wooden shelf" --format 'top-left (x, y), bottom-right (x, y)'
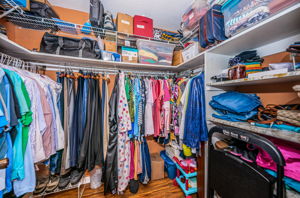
top-left (209, 117), bottom-right (300, 144)
top-left (208, 70), bottom-right (300, 87)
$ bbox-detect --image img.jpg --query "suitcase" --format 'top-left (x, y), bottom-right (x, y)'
top-left (40, 33), bottom-right (101, 59)
top-left (133, 15), bottom-right (153, 38)
top-left (207, 125), bottom-right (286, 198)
top-left (199, 4), bottom-right (227, 48)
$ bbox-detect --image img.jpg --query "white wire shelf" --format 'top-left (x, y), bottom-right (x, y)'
top-left (0, 33), bottom-right (186, 71)
top-left (0, 0), bottom-right (24, 18)
top-left (209, 117), bottom-right (300, 144)
top-left (1, 11), bottom-right (180, 46)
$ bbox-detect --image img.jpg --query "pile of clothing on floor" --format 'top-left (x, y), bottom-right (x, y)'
top-left (213, 136), bottom-right (300, 194)
top-left (210, 91), bottom-right (300, 133)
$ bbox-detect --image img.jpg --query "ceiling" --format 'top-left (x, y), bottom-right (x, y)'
top-left (49, 0), bottom-right (193, 31)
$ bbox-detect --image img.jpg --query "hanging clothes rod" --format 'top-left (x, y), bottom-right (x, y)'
top-left (0, 52), bottom-right (28, 67)
top-left (29, 62), bottom-right (176, 76)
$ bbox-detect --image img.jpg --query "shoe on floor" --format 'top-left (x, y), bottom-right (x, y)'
top-left (58, 171), bottom-right (71, 189)
top-left (70, 168), bottom-right (85, 185)
top-left (34, 163), bottom-right (50, 195)
top-left (215, 140), bottom-right (229, 150)
top-left (45, 174), bottom-right (60, 192)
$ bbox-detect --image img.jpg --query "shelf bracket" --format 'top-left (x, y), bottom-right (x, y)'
top-left (0, 6), bottom-right (17, 19)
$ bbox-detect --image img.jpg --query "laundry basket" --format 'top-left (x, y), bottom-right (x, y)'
top-left (207, 125), bottom-right (285, 198)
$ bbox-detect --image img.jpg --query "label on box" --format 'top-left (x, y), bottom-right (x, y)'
top-left (137, 25), bottom-right (145, 29)
top-left (189, 12), bottom-right (194, 20)
top-left (125, 40), bottom-right (130, 47)
top-left (123, 50), bottom-right (137, 57)
top-left (121, 20), bottom-right (130, 25)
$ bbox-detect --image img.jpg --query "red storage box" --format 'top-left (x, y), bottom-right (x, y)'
top-left (133, 15), bottom-right (153, 38)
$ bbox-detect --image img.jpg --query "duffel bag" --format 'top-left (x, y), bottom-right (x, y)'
top-left (40, 32), bottom-right (101, 59)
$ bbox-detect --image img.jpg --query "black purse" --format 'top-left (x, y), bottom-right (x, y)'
top-left (40, 33), bottom-right (101, 59)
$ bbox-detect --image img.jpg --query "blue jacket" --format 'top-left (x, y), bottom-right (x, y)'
top-left (183, 73), bottom-right (208, 149)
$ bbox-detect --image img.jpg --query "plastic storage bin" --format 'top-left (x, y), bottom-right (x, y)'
top-left (136, 39), bottom-right (175, 65)
top-left (181, 0), bottom-right (208, 37)
top-left (182, 42), bottom-right (199, 62)
top-left (222, 0), bottom-right (299, 37)
top-left (160, 151), bottom-right (177, 180)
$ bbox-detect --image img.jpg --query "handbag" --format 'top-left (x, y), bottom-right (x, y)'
top-left (40, 33), bottom-right (101, 59)
top-left (277, 110), bottom-right (300, 126)
top-left (228, 65), bottom-right (246, 80)
top-left (0, 158), bottom-right (9, 169)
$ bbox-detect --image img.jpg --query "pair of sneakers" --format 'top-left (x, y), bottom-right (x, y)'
top-left (58, 168), bottom-right (85, 189)
top-left (103, 11), bottom-right (115, 30)
top-left (34, 164), bottom-right (59, 194)
top-left (216, 140), bottom-right (258, 163)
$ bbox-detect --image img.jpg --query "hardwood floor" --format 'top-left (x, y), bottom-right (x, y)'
top-left (46, 178), bottom-right (189, 198)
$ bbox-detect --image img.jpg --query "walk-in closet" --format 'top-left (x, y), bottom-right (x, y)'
top-left (0, 0), bottom-right (299, 197)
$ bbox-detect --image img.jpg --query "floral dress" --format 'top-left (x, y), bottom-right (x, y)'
top-left (117, 73), bottom-right (132, 192)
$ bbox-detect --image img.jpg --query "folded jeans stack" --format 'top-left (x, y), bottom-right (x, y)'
top-left (209, 91), bottom-right (261, 122)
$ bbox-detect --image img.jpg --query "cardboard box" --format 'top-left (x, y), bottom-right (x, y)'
top-left (104, 40), bottom-right (117, 52)
top-left (120, 47), bottom-right (138, 63)
top-left (116, 13), bottom-right (133, 34)
top-left (151, 153), bottom-right (164, 180)
top-left (172, 50), bottom-right (183, 66)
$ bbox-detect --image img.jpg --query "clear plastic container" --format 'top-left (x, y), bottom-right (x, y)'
top-left (181, 0), bottom-right (208, 37)
top-left (136, 39), bottom-right (175, 65)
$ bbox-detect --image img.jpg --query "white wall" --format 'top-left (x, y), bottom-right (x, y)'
top-left (49, 0), bottom-right (90, 13)
top-left (48, 0), bottom-right (193, 31)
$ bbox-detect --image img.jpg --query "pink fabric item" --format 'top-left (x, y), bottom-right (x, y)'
top-left (163, 80), bottom-right (171, 102)
top-left (129, 141), bottom-right (135, 180)
top-left (36, 83), bottom-right (53, 159)
top-left (256, 138), bottom-right (300, 182)
top-left (152, 80), bottom-right (162, 137)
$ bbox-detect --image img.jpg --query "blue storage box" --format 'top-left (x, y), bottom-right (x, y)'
top-left (160, 150), bottom-right (177, 180)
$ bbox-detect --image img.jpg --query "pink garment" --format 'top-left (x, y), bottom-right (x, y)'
top-left (117, 73), bottom-right (131, 192)
top-left (36, 83), bottom-right (53, 159)
top-left (256, 138), bottom-right (300, 182)
top-left (129, 141), bottom-right (135, 180)
top-left (163, 80), bottom-right (171, 102)
top-left (144, 79), bottom-right (154, 136)
top-left (162, 80), bottom-right (171, 136)
top-left (152, 80), bottom-right (163, 137)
